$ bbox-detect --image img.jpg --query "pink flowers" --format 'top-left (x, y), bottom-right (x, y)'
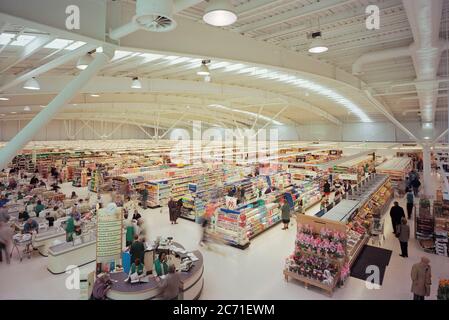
top-left (295, 226), bottom-right (347, 258)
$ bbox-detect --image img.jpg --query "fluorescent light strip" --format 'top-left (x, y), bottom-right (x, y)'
top-left (218, 65), bottom-right (371, 123)
top-left (44, 38), bottom-right (73, 49)
top-left (208, 104), bottom-right (284, 125)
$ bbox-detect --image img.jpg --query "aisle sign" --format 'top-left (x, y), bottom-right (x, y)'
top-left (188, 183), bottom-right (197, 192)
top-left (96, 204), bottom-right (123, 266)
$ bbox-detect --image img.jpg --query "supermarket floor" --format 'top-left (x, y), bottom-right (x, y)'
top-left (1, 173), bottom-right (448, 300)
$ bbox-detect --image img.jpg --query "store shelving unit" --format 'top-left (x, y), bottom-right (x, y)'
top-left (376, 157), bottom-right (412, 192)
top-left (331, 155), bottom-right (374, 182)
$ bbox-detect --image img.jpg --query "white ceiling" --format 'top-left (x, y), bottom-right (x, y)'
top-left (0, 0), bottom-right (448, 133)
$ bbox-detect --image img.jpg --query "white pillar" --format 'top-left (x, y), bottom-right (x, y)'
top-left (422, 144), bottom-right (432, 197)
top-left (0, 47), bottom-right (114, 170)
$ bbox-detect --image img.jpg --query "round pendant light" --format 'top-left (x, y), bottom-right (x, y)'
top-left (76, 53), bottom-right (94, 70)
top-left (203, 0), bottom-right (237, 27)
top-left (23, 77), bottom-right (40, 90)
top-left (131, 77), bottom-right (142, 89)
top-left (308, 32), bottom-right (328, 54)
top-left (197, 60), bottom-right (210, 76)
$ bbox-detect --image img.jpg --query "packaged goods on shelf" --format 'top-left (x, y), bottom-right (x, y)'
top-left (146, 181), bottom-right (170, 207)
top-left (72, 168), bottom-right (88, 187)
top-left (331, 155), bottom-right (374, 182)
top-left (88, 169), bottom-right (103, 192)
top-left (211, 183), bottom-right (292, 248)
top-left (375, 157), bottom-right (412, 192)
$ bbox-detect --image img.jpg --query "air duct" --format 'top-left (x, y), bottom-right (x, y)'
top-left (352, 0), bottom-right (447, 126)
top-left (352, 46), bottom-right (411, 75)
top-left (403, 0), bottom-right (444, 125)
top-left (109, 0), bottom-right (204, 40)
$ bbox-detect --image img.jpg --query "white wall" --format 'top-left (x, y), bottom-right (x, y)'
top-left (1, 120), bottom-right (446, 143)
top-left (0, 119), bottom-right (155, 141)
top-left (168, 120), bottom-right (448, 143)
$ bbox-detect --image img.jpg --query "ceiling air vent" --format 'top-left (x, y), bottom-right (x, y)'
top-left (134, 0), bottom-right (177, 32)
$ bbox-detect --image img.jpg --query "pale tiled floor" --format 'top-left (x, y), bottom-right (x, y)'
top-left (0, 173), bottom-right (448, 300)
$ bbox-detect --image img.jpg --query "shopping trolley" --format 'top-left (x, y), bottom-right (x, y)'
top-left (10, 233), bottom-right (34, 262)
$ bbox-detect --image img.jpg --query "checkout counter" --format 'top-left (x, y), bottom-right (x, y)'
top-left (107, 242), bottom-right (204, 300)
top-left (33, 227), bottom-right (66, 256)
top-left (47, 231), bottom-right (96, 274)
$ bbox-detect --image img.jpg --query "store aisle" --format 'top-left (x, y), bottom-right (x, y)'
top-left (1, 174), bottom-right (448, 300)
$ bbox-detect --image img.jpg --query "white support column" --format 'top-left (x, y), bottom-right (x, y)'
top-left (422, 144), bottom-right (433, 198)
top-left (0, 48), bottom-right (114, 170)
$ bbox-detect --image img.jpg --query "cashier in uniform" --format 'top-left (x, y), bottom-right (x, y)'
top-left (129, 258), bottom-right (145, 276)
top-left (154, 252), bottom-right (169, 276)
top-left (65, 214), bottom-right (75, 242)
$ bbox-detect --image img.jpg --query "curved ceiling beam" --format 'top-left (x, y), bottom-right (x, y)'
top-left (2, 76), bottom-right (342, 125)
top-left (0, 5), bottom-right (368, 96)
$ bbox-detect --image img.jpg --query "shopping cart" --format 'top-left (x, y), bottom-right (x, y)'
top-left (10, 233), bottom-right (34, 262)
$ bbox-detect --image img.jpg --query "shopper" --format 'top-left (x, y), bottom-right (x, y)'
top-left (323, 180), bottom-right (331, 197)
top-left (168, 197), bottom-right (177, 225)
top-left (45, 208), bottom-right (57, 227)
top-left (51, 182), bottom-right (61, 193)
top-left (344, 181), bottom-right (352, 194)
top-left (411, 257), bottom-right (432, 300)
top-left (0, 221), bottom-right (13, 264)
top-left (411, 178), bottom-right (421, 197)
top-left (140, 186), bottom-right (148, 209)
top-left (0, 207), bottom-right (10, 223)
top-left (18, 209), bottom-right (30, 222)
top-left (156, 264), bottom-right (181, 300)
top-left (30, 175), bottom-right (39, 186)
top-left (154, 252), bottom-right (169, 276)
top-left (396, 217), bottom-right (410, 258)
top-left (132, 209), bottom-right (142, 221)
top-left (129, 235), bottom-right (145, 264)
top-left (390, 201), bottom-right (405, 235)
top-left (23, 218), bottom-right (39, 234)
top-left (406, 188), bottom-right (414, 219)
top-left (281, 199), bottom-right (291, 230)
top-left (175, 198), bottom-right (183, 224)
top-left (91, 273), bottom-right (112, 300)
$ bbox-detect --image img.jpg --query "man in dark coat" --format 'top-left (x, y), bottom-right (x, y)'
top-left (390, 201), bottom-right (405, 235)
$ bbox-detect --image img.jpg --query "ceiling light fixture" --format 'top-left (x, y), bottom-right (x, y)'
top-left (203, 0), bottom-right (237, 27)
top-left (0, 97), bottom-right (9, 101)
top-left (131, 77), bottom-right (142, 89)
top-left (90, 94), bottom-right (100, 97)
top-left (308, 31), bottom-right (328, 54)
top-left (197, 60), bottom-right (211, 76)
top-left (23, 106), bottom-right (31, 111)
top-left (423, 137), bottom-right (430, 140)
top-left (10, 111), bottom-right (17, 114)
top-left (23, 77), bottom-right (40, 90)
top-left (76, 52), bottom-right (95, 70)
